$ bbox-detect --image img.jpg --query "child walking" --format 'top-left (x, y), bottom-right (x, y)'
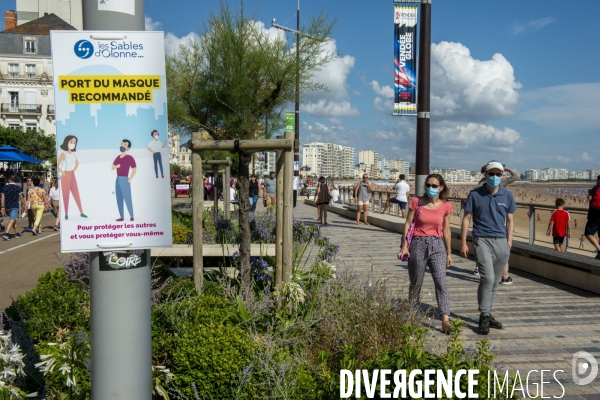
top-left (546, 198), bottom-right (571, 252)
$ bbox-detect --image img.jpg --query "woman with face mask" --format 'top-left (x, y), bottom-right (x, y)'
top-left (314, 176), bottom-right (330, 224)
top-left (398, 173), bottom-right (453, 333)
top-left (57, 135), bottom-right (87, 220)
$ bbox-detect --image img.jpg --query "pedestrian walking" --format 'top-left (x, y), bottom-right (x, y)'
top-left (473, 164), bottom-right (519, 284)
top-left (292, 175), bottom-right (299, 208)
top-left (248, 174), bottom-right (259, 213)
top-left (398, 174), bottom-right (453, 333)
top-left (27, 178), bottom-right (48, 235)
top-left (314, 176), bottom-right (330, 224)
top-left (579, 234), bottom-right (585, 249)
top-left (48, 177), bottom-right (60, 231)
top-left (381, 174), bottom-right (410, 217)
top-left (460, 161), bottom-right (517, 335)
top-left (0, 174), bottom-right (25, 240)
top-left (354, 174), bottom-right (373, 225)
top-left (546, 198), bottom-right (571, 252)
top-left (584, 175), bottom-right (600, 259)
top-left (262, 171), bottom-right (277, 215)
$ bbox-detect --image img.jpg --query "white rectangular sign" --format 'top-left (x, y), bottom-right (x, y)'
top-left (51, 31), bottom-right (172, 252)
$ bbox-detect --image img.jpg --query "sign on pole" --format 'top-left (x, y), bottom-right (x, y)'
top-left (51, 31), bottom-right (173, 252)
top-left (285, 112), bottom-right (295, 132)
top-left (393, 5), bottom-right (418, 116)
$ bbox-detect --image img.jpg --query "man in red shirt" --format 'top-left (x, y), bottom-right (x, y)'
top-left (546, 198), bottom-right (571, 252)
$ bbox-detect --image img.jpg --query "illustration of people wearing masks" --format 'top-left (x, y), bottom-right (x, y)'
top-left (112, 139), bottom-right (136, 221)
top-left (147, 129), bottom-right (166, 178)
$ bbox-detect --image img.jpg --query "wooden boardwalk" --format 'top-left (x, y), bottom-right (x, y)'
top-left (294, 202), bottom-right (600, 398)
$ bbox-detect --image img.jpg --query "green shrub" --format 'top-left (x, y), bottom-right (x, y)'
top-left (170, 324), bottom-right (256, 398)
top-left (7, 269), bottom-right (90, 343)
top-left (172, 223), bottom-right (191, 244)
top-left (159, 276), bottom-right (197, 302)
top-left (152, 294), bottom-right (254, 398)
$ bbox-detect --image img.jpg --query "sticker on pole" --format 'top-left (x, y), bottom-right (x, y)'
top-left (51, 31), bottom-right (173, 252)
top-left (98, 0), bottom-right (136, 16)
top-left (99, 250), bottom-right (147, 271)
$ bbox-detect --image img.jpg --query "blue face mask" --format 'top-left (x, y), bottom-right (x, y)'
top-left (487, 176), bottom-right (501, 188)
top-left (120, 146), bottom-right (127, 152)
top-left (425, 187), bottom-right (439, 198)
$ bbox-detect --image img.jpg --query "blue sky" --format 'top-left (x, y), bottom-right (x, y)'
top-left (6, 0), bottom-right (599, 171)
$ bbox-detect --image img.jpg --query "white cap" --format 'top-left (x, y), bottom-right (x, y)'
top-left (485, 161), bottom-right (504, 172)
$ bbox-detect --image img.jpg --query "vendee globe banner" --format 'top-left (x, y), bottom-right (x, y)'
top-left (50, 31), bottom-right (173, 252)
top-left (393, 6), bottom-right (418, 116)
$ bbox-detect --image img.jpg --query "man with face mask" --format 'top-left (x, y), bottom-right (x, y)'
top-left (112, 140), bottom-right (137, 221)
top-left (147, 130), bottom-right (166, 179)
top-left (460, 161), bottom-right (517, 335)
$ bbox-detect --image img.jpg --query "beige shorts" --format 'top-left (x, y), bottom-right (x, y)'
top-left (266, 195), bottom-right (276, 206)
top-left (357, 200), bottom-right (369, 206)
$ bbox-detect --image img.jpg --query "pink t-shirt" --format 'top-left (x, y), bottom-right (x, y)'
top-left (113, 154), bottom-right (136, 177)
top-left (409, 197), bottom-right (452, 238)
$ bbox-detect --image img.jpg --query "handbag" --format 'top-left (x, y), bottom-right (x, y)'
top-left (401, 198), bottom-right (421, 262)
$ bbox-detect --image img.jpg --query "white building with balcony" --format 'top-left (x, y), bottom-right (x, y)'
top-left (0, 13), bottom-right (76, 135)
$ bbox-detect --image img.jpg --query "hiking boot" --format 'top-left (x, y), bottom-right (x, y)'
top-left (478, 314), bottom-right (490, 335)
top-left (488, 314), bottom-right (503, 329)
top-left (473, 266), bottom-right (479, 276)
top-left (500, 277), bottom-right (513, 285)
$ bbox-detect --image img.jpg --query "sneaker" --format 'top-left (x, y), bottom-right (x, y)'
top-left (14, 233), bottom-right (22, 239)
top-left (2, 234), bottom-right (10, 241)
top-left (595, 253), bottom-right (600, 260)
top-left (500, 277), bottom-right (513, 285)
top-left (488, 314), bottom-right (503, 329)
top-left (473, 266), bottom-right (479, 276)
top-left (478, 314), bottom-right (490, 335)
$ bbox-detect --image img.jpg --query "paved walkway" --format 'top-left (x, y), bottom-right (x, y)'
top-left (0, 212), bottom-right (63, 309)
top-left (293, 202), bottom-right (600, 398)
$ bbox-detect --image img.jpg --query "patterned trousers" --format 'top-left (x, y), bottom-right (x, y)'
top-left (407, 236), bottom-right (451, 316)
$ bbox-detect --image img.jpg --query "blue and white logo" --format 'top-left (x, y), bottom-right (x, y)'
top-left (74, 40), bottom-right (94, 59)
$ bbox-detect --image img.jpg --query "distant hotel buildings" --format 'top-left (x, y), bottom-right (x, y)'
top-left (302, 142), bottom-right (355, 178)
top-left (524, 168), bottom-right (600, 181)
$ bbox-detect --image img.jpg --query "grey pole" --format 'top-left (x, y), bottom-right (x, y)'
top-left (82, 1), bottom-right (151, 398)
top-left (83, 0), bottom-right (145, 30)
top-left (414, 0), bottom-right (431, 196)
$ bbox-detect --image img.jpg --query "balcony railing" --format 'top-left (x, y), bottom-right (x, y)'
top-left (1, 104), bottom-right (42, 114)
top-left (47, 105), bottom-right (55, 114)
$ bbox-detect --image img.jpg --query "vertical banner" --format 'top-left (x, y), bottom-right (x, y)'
top-left (393, 6), bottom-right (418, 116)
top-left (285, 112), bottom-right (295, 132)
top-left (51, 31), bottom-right (173, 252)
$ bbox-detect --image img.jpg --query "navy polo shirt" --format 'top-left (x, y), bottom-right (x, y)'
top-left (464, 185), bottom-right (517, 238)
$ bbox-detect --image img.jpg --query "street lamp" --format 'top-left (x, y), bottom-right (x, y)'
top-left (272, 1), bottom-right (301, 177)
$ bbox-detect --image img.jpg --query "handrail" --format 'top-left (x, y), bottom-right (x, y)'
top-left (335, 185), bottom-right (594, 256)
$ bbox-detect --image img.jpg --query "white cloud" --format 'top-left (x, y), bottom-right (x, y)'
top-left (164, 32), bottom-right (200, 56)
top-left (431, 122), bottom-right (522, 153)
top-left (582, 152), bottom-right (594, 162)
top-left (519, 83), bottom-right (600, 132)
top-left (370, 80), bottom-right (394, 99)
top-left (556, 155), bottom-right (571, 164)
top-left (145, 16), bottom-right (162, 31)
top-left (510, 17), bottom-right (556, 37)
top-left (431, 42), bottom-right (521, 122)
top-left (302, 100), bottom-right (360, 118)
